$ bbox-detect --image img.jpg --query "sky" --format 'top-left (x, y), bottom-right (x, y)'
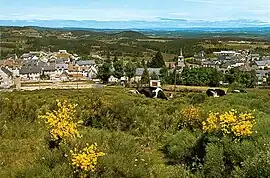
top-left (0, 0), bottom-right (270, 22)
top-left (0, 0), bottom-right (270, 28)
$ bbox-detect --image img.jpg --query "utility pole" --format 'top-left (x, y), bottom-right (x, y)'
top-left (39, 70), bottom-right (41, 90)
top-left (174, 66), bottom-right (178, 94)
top-left (77, 67), bottom-right (79, 90)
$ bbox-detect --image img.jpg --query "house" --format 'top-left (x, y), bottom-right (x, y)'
top-left (76, 60), bottom-right (96, 74)
top-left (256, 70), bottom-right (270, 85)
top-left (87, 65), bottom-right (98, 80)
top-left (194, 51), bottom-right (206, 61)
top-left (202, 61), bottom-right (220, 68)
top-left (59, 50), bottom-right (68, 54)
top-left (185, 63), bottom-right (200, 68)
top-left (229, 62), bottom-right (245, 69)
top-left (6, 54), bottom-right (18, 60)
top-left (55, 58), bottom-right (70, 64)
top-left (213, 50), bottom-right (242, 61)
top-left (76, 60), bottom-right (95, 66)
top-left (108, 75), bottom-right (119, 83)
top-left (165, 62), bottom-right (176, 69)
top-left (55, 63), bottom-right (69, 71)
top-left (39, 56), bottom-right (49, 63)
top-left (0, 59), bottom-right (22, 69)
top-left (43, 65), bottom-right (56, 80)
top-left (251, 54), bottom-right (260, 61)
top-left (254, 60), bottom-right (270, 69)
top-left (150, 80), bottom-right (161, 87)
top-left (21, 53), bottom-right (31, 60)
top-left (19, 67), bottom-right (42, 81)
top-left (22, 60), bottom-right (47, 68)
top-left (0, 67), bottom-right (13, 88)
top-left (60, 71), bottom-right (69, 81)
top-left (213, 50), bottom-right (241, 56)
top-left (134, 68), bottom-right (161, 82)
top-left (69, 72), bottom-right (84, 81)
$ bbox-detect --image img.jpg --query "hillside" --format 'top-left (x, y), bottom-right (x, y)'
top-left (1, 88), bottom-right (270, 177)
top-left (110, 31), bottom-right (147, 39)
top-left (1, 26), bottom-right (270, 62)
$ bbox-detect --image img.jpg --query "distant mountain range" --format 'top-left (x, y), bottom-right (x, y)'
top-left (1, 19), bottom-right (270, 29)
top-left (2, 19), bottom-right (270, 39)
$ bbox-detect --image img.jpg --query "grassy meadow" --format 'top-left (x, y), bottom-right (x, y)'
top-left (1, 87), bottom-right (270, 177)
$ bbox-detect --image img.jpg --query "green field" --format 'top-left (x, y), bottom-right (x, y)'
top-left (1, 87), bottom-right (270, 177)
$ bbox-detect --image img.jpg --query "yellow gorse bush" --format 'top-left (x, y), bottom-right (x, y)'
top-left (71, 143), bottom-right (105, 174)
top-left (202, 110), bottom-right (255, 137)
top-left (39, 100), bottom-right (81, 142)
top-left (180, 105), bottom-right (201, 129)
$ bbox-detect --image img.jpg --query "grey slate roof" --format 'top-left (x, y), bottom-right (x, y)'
top-left (55, 63), bottom-right (68, 69)
top-left (135, 68), bottom-right (161, 76)
top-left (19, 67), bottom-right (42, 74)
top-left (256, 70), bottom-right (270, 77)
top-left (23, 60), bottom-right (48, 68)
top-left (255, 60), bottom-right (270, 66)
top-left (56, 58), bottom-right (69, 64)
top-left (76, 60), bottom-right (96, 66)
top-left (251, 54), bottom-right (260, 57)
top-left (43, 65), bottom-right (56, 71)
top-left (262, 57), bottom-right (270, 60)
top-left (202, 61), bottom-right (215, 65)
top-left (0, 67), bottom-right (13, 77)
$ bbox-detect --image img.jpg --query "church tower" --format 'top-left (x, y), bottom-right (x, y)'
top-left (177, 48), bottom-right (185, 70)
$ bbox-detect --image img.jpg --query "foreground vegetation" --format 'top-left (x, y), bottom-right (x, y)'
top-left (1, 87), bottom-right (270, 177)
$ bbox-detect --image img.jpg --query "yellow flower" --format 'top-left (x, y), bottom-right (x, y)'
top-left (202, 110), bottom-right (255, 137)
top-left (71, 143), bottom-right (105, 174)
top-left (180, 105), bottom-right (201, 129)
top-left (39, 100), bottom-right (81, 142)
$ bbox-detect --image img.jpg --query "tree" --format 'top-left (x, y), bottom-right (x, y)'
top-left (180, 67), bottom-right (222, 86)
top-left (124, 61), bottom-right (136, 83)
top-left (106, 50), bottom-right (111, 60)
top-left (97, 61), bottom-right (112, 83)
top-left (148, 51), bottom-right (165, 68)
top-left (141, 59), bottom-right (146, 67)
top-left (113, 55), bottom-right (118, 62)
top-left (141, 66), bottom-right (150, 85)
top-left (224, 68), bottom-right (258, 88)
top-left (267, 76), bottom-right (270, 86)
top-left (113, 59), bottom-right (124, 79)
top-left (150, 71), bottom-right (159, 80)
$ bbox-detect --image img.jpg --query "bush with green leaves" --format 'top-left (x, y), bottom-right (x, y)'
top-left (1, 87), bottom-right (270, 177)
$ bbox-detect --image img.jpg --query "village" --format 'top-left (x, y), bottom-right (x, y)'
top-left (0, 48), bottom-right (270, 89)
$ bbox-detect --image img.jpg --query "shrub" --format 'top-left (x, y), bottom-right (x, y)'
top-left (163, 129), bottom-right (199, 164)
top-left (38, 100), bottom-right (81, 145)
top-left (202, 110), bottom-right (255, 138)
top-left (71, 143), bottom-right (105, 177)
top-left (178, 105), bottom-right (202, 131)
top-left (189, 93), bottom-right (207, 105)
top-left (202, 143), bottom-right (224, 178)
top-left (233, 150), bottom-right (270, 177)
